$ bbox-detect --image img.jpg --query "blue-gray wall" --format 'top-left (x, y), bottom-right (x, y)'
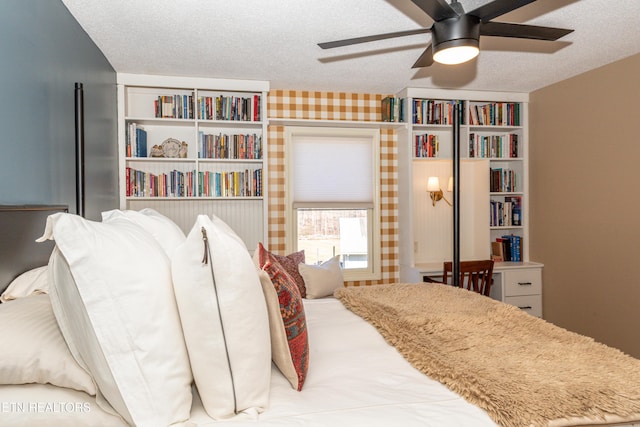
top-left (0, 0), bottom-right (118, 221)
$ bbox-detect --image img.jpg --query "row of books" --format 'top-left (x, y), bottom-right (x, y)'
top-left (197, 95), bottom-right (261, 122)
top-left (414, 133), bottom-right (440, 158)
top-left (125, 167), bottom-right (263, 198)
top-left (198, 169), bottom-right (263, 197)
top-left (126, 167), bottom-right (197, 198)
top-left (380, 96), bottom-right (405, 122)
top-left (198, 132), bottom-right (262, 160)
top-left (491, 235), bottom-right (522, 262)
top-left (469, 102), bottom-right (521, 127)
top-left (154, 94), bottom-right (194, 119)
top-left (490, 196), bottom-right (522, 227)
top-left (126, 123), bottom-right (148, 157)
top-left (413, 99), bottom-right (465, 125)
top-left (469, 133), bottom-right (519, 158)
top-left (490, 168), bottom-right (518, 193)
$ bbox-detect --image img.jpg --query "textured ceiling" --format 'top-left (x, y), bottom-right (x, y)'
top-left (61, 0), bottom-right (640, 94)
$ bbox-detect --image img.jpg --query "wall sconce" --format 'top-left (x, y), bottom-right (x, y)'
top-left (427, 176), bottom-right (452, 207)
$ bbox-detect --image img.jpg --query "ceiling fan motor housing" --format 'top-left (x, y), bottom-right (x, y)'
top-left (432, 14), bottom-right (480, 54)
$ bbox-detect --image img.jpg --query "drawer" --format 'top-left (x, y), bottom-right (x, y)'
top-left (503, 269), bottom-right (542, 297)
top-left (504, 295), bottom-right (542, 318)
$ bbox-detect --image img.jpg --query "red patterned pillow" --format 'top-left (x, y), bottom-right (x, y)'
top-left (256, 246), bottom-right (309, 391)
top-left (256, 243), bottom-right (307, 297)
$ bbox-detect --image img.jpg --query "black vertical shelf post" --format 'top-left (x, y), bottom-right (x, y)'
top-left (452, 102), bottom-right (461, 287)
top-left (75, 82), bottom-right (85, 218)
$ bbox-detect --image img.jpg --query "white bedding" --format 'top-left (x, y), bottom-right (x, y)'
top-left (0, 297), bottom-right (497, 426)
top-left (4, 296), bottom-right (640, 426)
top-left (189, 297), bottom-right (497, 426)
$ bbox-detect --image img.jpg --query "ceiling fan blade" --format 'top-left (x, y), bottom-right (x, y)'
top-left (480, 21), bottom-right (573, 41)
top-left (467, 0), bottom-right (536, 22)
top-left (411, 0), bottom-right (459, 21)
top-left (318, 28), bottom-right (431, 49)
top-left (412, 44), bottom-right (434, 68)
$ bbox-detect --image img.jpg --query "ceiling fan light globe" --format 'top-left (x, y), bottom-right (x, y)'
top-left (433, 43), bottom-right (479, 65)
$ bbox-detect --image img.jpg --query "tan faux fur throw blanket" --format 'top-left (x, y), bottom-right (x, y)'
top-left (334, 283), bottom-right (640, 427)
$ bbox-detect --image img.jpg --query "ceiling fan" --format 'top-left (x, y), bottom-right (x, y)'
top-left (318, 0), bottom-right (573, 67)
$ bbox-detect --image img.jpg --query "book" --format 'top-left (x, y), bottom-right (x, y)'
top-left (500, 235), bottom-right (512, 261)
top-left (381, 96), bottom-right (404, 122)
top-left (415, 134), bottom-right (439, 158)
top-left (505, 196), bottom-right (522, 226)
top-left (498, 234), bottom-right (523, 262)
top-left (491, 241), bottom-right (504, 262)
top-left (470, 102), bottom-right (521, 126)
top-left (135, 128), bottom-right (147, 157)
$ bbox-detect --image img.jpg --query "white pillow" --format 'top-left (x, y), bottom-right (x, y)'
top-left (0, 294), bottom-right (95, 395)
top-left (0, 266), bottom-right (48, 302)
top-left (299, 255), bottom-right (344, 299)
top-left (39, 213), bottom-right (192, 427)
top-left (172, 214), bottom-right (271, 419)
top-left (101, 208), bottom-right (185, 258)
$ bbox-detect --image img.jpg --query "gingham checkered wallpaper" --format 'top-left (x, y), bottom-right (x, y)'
top-left (267, 90), bottom-right (399, 286)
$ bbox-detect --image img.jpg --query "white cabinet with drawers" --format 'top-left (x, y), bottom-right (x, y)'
top-left (490, 263), bottom-right (543, 317)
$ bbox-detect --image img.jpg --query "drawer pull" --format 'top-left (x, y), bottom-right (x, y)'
top-left (518, 306), bottom-right (533, 310)
top-left (518, 281), bottom-right (532, 286)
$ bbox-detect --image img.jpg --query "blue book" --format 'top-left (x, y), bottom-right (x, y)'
top-left (136, 128), bottom-right (147, 157)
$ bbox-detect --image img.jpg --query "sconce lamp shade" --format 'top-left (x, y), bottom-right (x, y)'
top-left (427, 176), bottom-right (441, 192)
top-left (447, 176), bottom-right (453, 192)
top-left (427, 176), bottom-right (452, 207)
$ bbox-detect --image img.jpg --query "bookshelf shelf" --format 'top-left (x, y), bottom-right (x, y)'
top-left (268, 118), bottom-right (406, 129)
top-left (125, 157), bottom-right (195, 162)
top-left (126, 196), bottom-right (264, 201)
top-left (197, 119), bottom-right (265, 128)
top-left (125, 117), bottom-right (196, 125)
top-left (412, 124), bottom-right (452, 130)
top-left (117, 74), bottom-right (269, 249)
top-left (198, 158), bottom-right (263, 164)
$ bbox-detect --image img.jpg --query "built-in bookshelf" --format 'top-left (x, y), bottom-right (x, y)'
top-left (117, 74), bottom-right (269, 250)
top-left (396, 88), bottom-right (534, 279)
top-left (396, 88), bottom-right (542, 315)
top-left (468, 103), bottom-right (525, 262)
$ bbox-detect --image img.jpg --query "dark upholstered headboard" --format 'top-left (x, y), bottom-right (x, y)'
top-left (0, 205), bottom-right (68, 294)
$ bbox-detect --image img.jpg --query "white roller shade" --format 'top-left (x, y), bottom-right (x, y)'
top-left (291, 135), bottom-right (374, 204)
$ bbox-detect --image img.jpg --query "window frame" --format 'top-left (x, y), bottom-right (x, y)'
top-left (285, 126), bottom-right (381, 281)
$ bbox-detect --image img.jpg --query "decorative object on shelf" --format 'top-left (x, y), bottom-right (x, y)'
top-left (179, 141), bottom-right (188, 158)
top-left (318, 0), bottom-right (573, 68)
top-left (161, 138), bottom-right (182, 158)
top-left (427, 176), bottom-right (452, 207)
top-left (150, 145), bottom-right (164, 158)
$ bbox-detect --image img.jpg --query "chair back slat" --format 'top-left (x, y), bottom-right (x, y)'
top-left (442, 260), bottom-right (495, 296)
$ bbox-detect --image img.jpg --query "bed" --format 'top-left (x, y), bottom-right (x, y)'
top-left (1, 205), bottom-right (640, 427)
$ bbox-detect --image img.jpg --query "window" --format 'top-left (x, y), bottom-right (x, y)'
top-left (286, 127), bottom-right (381, 281)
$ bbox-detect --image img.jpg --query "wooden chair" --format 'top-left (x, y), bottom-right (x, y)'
top-left (425, 260), bottom-right (495, 296)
